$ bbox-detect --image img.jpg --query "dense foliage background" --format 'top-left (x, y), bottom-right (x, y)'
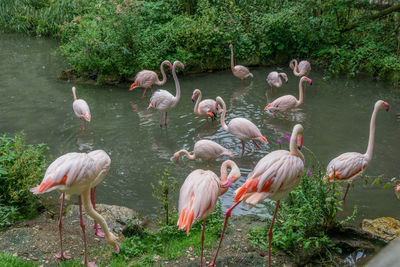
top-left (0, 0), bottom-right (399, 83)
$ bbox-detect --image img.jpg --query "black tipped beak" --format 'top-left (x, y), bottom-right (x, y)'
top-left (310, 82), bottom-right (313, 86)
top-left (298, 146), bottom-right (302, 150)
top-left (192, 99), bottom-right (194, 103)
top-left (286, 81), bottom-right (288, 84)
top-left (386, 108), bottom-right (389, 112)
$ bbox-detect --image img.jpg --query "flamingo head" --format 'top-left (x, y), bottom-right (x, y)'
top-left (289, 59), bottom-right (296, 70)
top-left (297, 135), bottom-right (303, 150)
top-left (84, 114), bottom-right (91, 122)
top-left (168, 62), bottom-right (173, 69)
top-left (173, 152), bottom-right (180, 163)
top-left (383, 101), bottom-right (390, 112)
top-left (302, 76), bottom-right (312, 86)
top-left (192, 89), bottom-right (200, 102)
top-left (173, 61), bottom-right (185, 71)
top-left (222, 149), bottom-right (234, 157)
top-left (281, 73), bottom-right (288, 83)
top-left (229, 44), bottom-right (233, 49)
top-left (395, 184), bottom-right (400, 198)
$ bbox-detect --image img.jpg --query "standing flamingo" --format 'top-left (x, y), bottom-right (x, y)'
top-left (30, 151), bottom-right (119, 266)
top-left (177, 160), bottom-right (241, 267)
top-left (129, 60), bottom-right (173, 98)
top-left (147, 61), bottom-right (184, 127)
top-left (266, 71), bottom-right (288, 90)
top-left (264, 76), bottom-right (312, 118)
top-left (192, 89), bottom-right (221, 122)
top-left (229, 44), bottom-right (253, 80)
top-left (72, 87), bottom-right (91, 131)
top-left (209, 124), bottom-right (305, 267)
top-left (289, 59), bottom-right (311, 77)
top-left (215, 96), bottom-right (268, 156)
top-left (325, 100), bottom-right (389, 201)
top-left (174, 140), bottom-right (234, 164)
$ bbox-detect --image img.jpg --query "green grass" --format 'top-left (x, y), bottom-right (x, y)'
top-left (0, 253), bottom-right (37, 267)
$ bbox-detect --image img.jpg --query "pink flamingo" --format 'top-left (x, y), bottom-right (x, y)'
top-left (30, 151), bottom-right (120, 266)
top-left (289, 59), bottom-right (311, 77)
top-left (192, 89), bottom-right (221, 122)
top-left (215, 96), bottom-right (268, 156)
top-left (229, 44), bottom-right (253, 80)
top-left (129, 60), bottom-right (173, 98)
top-left (325, 100), bottom-right (389, 201)
top-left (210, 124), bottom-right (305, 267)
top-left (72, 87), bottom-right (91, 131)
top-left (173, 140), bottom-right (234, 164)
top-left (264, 76), bottom-right (312, 118)
top-left (177, 160), bottom-right (241, 267)
top-left (147, 61), bottom-right (184, 127)
top-left (266, 71), bottom-right (288, 90)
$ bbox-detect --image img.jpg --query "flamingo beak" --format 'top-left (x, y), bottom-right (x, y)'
top-left (220, 177), bottom-right (234, 188)
top-left (191, 95), bottom-right (195, 102)
top-left (308, 78), bottom-right (313, 86)
top-left (384, 102), bottom-right (390, 111)
top-left (129, 83), bottom-right (135, 91)
top-left (169, 63), bottom-right (173, 69)
top-left (297, 136), bottom-right (303, 150)
top-left (115, 243), bottom-right (120, 254)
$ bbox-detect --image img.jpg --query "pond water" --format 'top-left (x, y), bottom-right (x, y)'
top-left (1, 34), bottom-right (400, 226)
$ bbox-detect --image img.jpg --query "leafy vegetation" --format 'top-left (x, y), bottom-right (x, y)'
top-left (0, 133), bottom-right (48, 229)
top-left (0, 0), bottom-right (398, 84)
top-left (0, 253), bottom-right (37, 267)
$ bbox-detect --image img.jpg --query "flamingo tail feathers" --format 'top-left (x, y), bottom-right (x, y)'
top-left (177, 207), bottom-right (195, 236)
top-left (30, 175), bottom-right (68, 194)
top-left (233, 179), bottom-right (258, 202)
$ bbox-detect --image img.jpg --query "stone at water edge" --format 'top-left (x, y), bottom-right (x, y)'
top-left (362, 217), bottom-right (400, 242)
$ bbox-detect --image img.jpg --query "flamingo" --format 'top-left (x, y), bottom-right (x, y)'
top-left (209, 124), bottom-right (305, 267)
top-left (229, 44), bottom-right (253, 80)
top-left (72, 87), bottom-right (91, 131)
top-left (147, 60), bottom-right (184, 127)
top-left (177, 160), bottom-right (241, 267)
top-left (215, 96), bottom-right (268, 156)
top-left (129, 60), bottom-right (173, 98)
top-left (192, 89), bottom-right (221, 122)
top-left (325, 100), bottom-right (389, 201)
top-left (30, 151), bottom-right (120, 266)
top-left (173, 140), bottom-right (234, 164)
top-left (289, 59), bottom-right (311, 77)
top-left (264, 76), bottom-right (312, 118)
top-left (266, 71), bottom-right (288, 90)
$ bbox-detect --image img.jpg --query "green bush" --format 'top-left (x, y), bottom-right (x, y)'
top-left (0, 133), bottom-right (48, 229)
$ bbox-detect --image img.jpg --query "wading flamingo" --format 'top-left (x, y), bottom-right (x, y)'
top-left (229, 44), bottom-right (253, 81)
top-left (289, 59), bottom-right (311, 77)
top-left (129, 60), bottom-right (173, 98)
top-left (173, 140), bottom-right (234, 164)
top-left (210, 124), bottom-right (305, 267)
top-left (72, 87), bottom-right (91, 131)
top-left (325, 100), bottom-right (389, 201)
top-left (147, 61), bottom-right (184, 127)
top-left (177, 160), bottom-right (241, 267)
top-left (192, 89), bottom-right (221, 122)
top-left (216, 96), bottom-right (268, 156)
top-left (30, 151), bottom-right (119, 266)
top-left (264, 76), bottom-right (312, 118)
top-left (266, 71), bottom-right (288, 90)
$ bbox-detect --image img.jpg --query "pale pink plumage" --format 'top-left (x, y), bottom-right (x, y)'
top-left (289, 59), bottom-right (311, 77)
top-left (264, 76), bottom-right (312, 118)
top-left (266, 71), bottom-right (288, 90)
top-left (229, 44), bottom-right (253, 80)
top-left (148, 61), bottom-right (184, 127)
top-left (215, 96), bottom-right (268, 155)
top-left (192, 89), bottom-right (221, 121)
top-left (325, 100), bottom-right (389, 200)
top-left (173, 140), bottom-right (234, 163)
top-left (72, 87), bottom-right (91, 131)
top-left (129, 60), bottom-right (173, 98)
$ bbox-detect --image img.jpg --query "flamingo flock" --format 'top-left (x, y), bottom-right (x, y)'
top-left (29, 43), bottom-right (392, 267)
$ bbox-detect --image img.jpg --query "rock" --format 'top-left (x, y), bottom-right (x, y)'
top-left (59, 69), bottom-right (77, 80)
top-left (362, 217), bottom-right (400, 242)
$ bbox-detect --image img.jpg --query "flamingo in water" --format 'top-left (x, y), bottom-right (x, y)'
top-left (177, 160), bottom-right (241, 267)
top-left (173, 139), bottom-right (234, 165)
top-left (30, 151), bottom-right (119, 266)
top-left (264, 76), bottom-right (312, 118)
top-left (72, 87), bottom-right (91, 131)
top-left (147, 61), bottom-right (184, 127)
top-left (325, 100), bottom-right (389, 201)
top-left (266, 71), bottom-right (288, 90)
top-left (215, 96), bottom-right (268, 155)
top-left (129, 60), bottom-right (173, 98)
top-left (209, 124), bottom-right (305, 267)
top-left (192, 89), bottom-right (221, 122)
top-left (229, 44), bottom-right (253, 80)
top-left (289, 59), bottom-right (311, 77)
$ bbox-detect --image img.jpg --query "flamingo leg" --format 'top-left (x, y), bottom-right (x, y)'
top-left (149, 87), bottom-right (154, 95)
top-left (55, 193), bottom-right (71, 260)
top-left (91, 187), bottom-right (104, 238)
top-left (164, 112), bottom-right (168, 126)
top-left (84, 120), bottom-right (87, 130)
top-left (284, 112), bottom-right (287, 119)
top-left (342, 183), bottom-right (351, 201)
top-left (209, 201), bottom-right (241, 267)
top-left (159, 112), bottom-right (163, 127)
top-left (268, 200), bottom-right (280, 267)
top-left (141, 88), bottom-right (147, 98)
top-left (241, 141), bottom-right (245, 156)
top-left (80, 118), bottom-right (84, 131)
top-left (252, 140), bottom-right (261, 149)
top-left (79, 196), bottom-right (96, 267)
top-left (200, 219), bottom-right (206, 267)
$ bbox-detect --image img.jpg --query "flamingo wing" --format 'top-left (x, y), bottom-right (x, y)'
top-left (267, 72), bottom-right (281, 88)
top-left (149, 89), bottom-right (175, 111)
top-left (194, 140), bottom-right (228, 159)
top-left (228, 118), bottom-right (262, 140)
top-left (198, 99), bottom-right (217, 116)
top-left (266, 95), bottom-right (297, 112)
top-left (73, 99), bottom-right (91, 121)
top-left (326, 152), bottom-right (369, 181)
top-left (234, 65), bottom-right (252, 78)
top-left (134, 70), bottom-right (157, 88)
top-left (298, 61), bottom-right (311, 76)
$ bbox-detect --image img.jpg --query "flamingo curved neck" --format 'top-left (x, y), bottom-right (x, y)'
top-left (194, 91), bottom-right (202, 114)
top-left (365, 105), bottom-right (379, 160)
top-left (218, 160), bottom-right (240, 196)
top-left (296, 79), bottom-right (305, 107)
top-left (156, 62), bottom-right (168, 85)
top-left (230, 47), bottom-right (235, 70)
top-left (218, 98), bottom-right (229, 131)
top-left (172, 65), bottom-right (181, 105)
top-left (289, 128), bottom-right (304, 161)
top-left (178, 150), bottom-right (196, 160)
top-left (292, 60), bottom-right (301, 76)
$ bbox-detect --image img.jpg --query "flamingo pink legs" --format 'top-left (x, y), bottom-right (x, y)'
top-left (200, 219), bottom-right (206, 267)
top-left (141, 88), bottom-right (154, 98)
top-left (252, 140), bottom-right (261, 149)
top-left (267, 200), bottom-right (280, 267)
top-left (342, 184), bottom-right (351, 201)
top-left (159, 112), bottom-right (168, 127)
top-left (90, 187), bottom-right (104, 238)
top-left (209, 201), bottom-right (242, 267)
top-left (55, 193), bottom-right (71, 260)
top-left (79, 196), bottom-right (96, 267)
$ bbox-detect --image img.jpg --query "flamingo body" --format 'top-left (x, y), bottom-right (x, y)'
top-left (192, 89), bottom-right (220, 120)
top-left (266, 72), bottom-right (288, 89)
top-left (174, 140), bottom-right (233, 162)
top-left (229, 44), bottom-right (253, 80)
top-left (326, 152), bottom-right (369, 182)
top-left (72, 87), bottom-right (91, 130)
top-left (289, 59), bottom-right (311, 77)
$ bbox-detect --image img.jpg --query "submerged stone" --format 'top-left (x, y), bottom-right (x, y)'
top-left (362, 217), bottom-right (400, 242)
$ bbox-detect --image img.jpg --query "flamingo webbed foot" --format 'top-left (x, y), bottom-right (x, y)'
top-left (208, 261), bottom-right (216, 267)
top-left (55, 253), bottom-right (71, 260)
top-left (94, 228), bottom-right (105, 238)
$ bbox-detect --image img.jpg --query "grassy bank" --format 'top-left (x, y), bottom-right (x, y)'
top-left (0, 0), bottom-right (399, 84)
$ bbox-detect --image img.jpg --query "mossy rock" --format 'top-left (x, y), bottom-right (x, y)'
top-left (362, 217), bottom-right (400, 242)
